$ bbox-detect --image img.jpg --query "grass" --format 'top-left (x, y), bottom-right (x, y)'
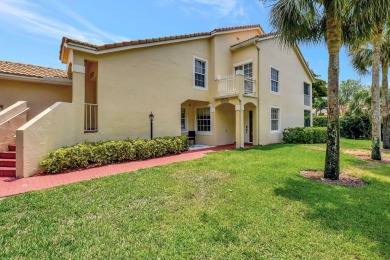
top-left (1, 139), bottom-right (389, 259)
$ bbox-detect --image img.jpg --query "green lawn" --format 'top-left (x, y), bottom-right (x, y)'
top-left (1, 139), bottom-right (389, 259)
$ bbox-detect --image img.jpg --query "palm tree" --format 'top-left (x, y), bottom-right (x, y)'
top-left (349, 36), bottom-right (390, 149)
top-left (339, 79), bottom-right (365, 114)
top-left (263, 0), bottom-right (351, 180)
top-left (350, 1), bottom-right (389, 159)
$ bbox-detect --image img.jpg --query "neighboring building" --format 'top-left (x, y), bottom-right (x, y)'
top-left (0, 24), bottom-right (313, 178)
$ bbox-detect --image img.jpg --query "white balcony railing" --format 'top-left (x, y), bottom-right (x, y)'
top-left (217, 75), bottom-right (256, 97)
top-left (84, 103), bottom-right (98, 132)
top-left (217, 75), bottom-right (238, 96)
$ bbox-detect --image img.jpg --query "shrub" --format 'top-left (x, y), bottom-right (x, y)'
top-left (40, 136), bottom-right (189, 174)
top-left (340, 115), bottom-right (371, 139)
top-left (313, 116), bottom-right (327, 127)
top-left (283, 127), bottom-right (327, 144)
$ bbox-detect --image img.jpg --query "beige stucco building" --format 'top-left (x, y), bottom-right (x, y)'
top-left (0, 24), bottom-right (313, 178)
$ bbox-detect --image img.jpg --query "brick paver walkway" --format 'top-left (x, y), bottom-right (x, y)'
top-left (0, 145), bottom-right (237, 198)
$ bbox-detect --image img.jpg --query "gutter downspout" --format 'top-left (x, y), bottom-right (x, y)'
top-left (255, 41), bottom-right (261, 145)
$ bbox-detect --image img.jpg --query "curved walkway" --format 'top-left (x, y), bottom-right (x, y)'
top-left (0, 145), bottom-right (236, 198)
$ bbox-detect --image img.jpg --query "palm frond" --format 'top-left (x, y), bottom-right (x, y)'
top-left (349, 46), bottom-right (372, 75)
top-left (267, 0), bottom-right (324, 47)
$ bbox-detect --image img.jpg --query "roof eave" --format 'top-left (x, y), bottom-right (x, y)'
top-left (0, 73), bottom-right (72, 85)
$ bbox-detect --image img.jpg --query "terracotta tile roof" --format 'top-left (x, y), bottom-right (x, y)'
top-left (60, 24), bottom-right (262, 59)
top-left (0, 60), bottom-right (67, 79)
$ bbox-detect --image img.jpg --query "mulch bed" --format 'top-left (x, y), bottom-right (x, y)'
top-left (300, 170), bottom-right (367, 187)
top-left (355, 155), bottom-right (390, 164)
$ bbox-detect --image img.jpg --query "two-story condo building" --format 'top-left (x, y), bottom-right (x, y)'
top-left (0, 24), bottom-right (313, 178)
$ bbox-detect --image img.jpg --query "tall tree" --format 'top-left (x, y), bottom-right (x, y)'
top-left (349, 29), bottom-right (390, 149)
top-left (339, 79), bottom-right (365, 114)
top-left (311, 72), bottom-right (328, 102)
top-left (262, 0), bottom-right (351, 180)
top-left (350, 1), bottom-right (389, 159)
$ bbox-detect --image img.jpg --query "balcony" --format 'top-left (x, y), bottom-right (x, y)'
top-left (216, 74), bottom-right (256, 97)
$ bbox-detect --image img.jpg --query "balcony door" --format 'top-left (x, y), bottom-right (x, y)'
top-left (235, 63), bottom-right (253, 93)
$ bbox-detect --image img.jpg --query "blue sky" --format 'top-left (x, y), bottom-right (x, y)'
top-left (0, 0), bottom-right (370, 84)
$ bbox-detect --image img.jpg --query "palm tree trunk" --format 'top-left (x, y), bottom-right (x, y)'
top-left (382, 62), bottom-right (390, 149)
top-left (371, 29), bottom-right (382, 160)
top-left (324, 12), bottom-right (341, 180)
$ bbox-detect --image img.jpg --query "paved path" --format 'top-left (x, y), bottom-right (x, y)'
top-left (0, 145), bottom-right (236, 198)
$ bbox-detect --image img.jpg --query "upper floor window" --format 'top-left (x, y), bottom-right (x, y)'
top-left (271, 67), bottom-right (279, 93)
top-left (235, 63), bottom-right (253, 78)
top-left (304, 82), bottom-right (311, 106)
top-left (235, 63), bottom-right (254, 94)
top-left (194, 57), bottom-right (207, 89)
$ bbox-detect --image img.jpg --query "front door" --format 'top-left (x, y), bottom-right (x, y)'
top-left (244, 110), bottom-right (253, 143)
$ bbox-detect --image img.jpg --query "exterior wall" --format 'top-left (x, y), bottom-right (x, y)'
top-left (0, 101), bottom-right (27, 151)
top-left (0, 78), bottom-right (72, 120)
top-left (69, 29), bottom-right (260, 145)
top-left (257, 39), bottom-right (312, 145)
top-left (16, 102), bottom-right (75, 177)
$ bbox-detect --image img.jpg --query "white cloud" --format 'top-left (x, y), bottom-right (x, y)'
top-left (165, 0), bottom-right (246, 18)
top-left (0, 0), bottom-right (126, 44)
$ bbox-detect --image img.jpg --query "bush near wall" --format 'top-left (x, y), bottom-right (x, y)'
top-left (40, 136), bottom-right (189, 174)
top-left (313, 116), bottom-right (328, 127)
top-left (282, 127), bottom-right (327, 144)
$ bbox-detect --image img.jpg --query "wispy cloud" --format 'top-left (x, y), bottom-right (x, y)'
top-left (0, 0), bottom-right (126, 44)
top-left (159, 0), bottom-right (247, 18)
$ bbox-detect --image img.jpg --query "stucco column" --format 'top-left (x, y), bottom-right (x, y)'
top-left (209, 104), bottom-right (216, 145)
top-left (235, 104), bottom-right (244, 149)
top-left (71, 64), bottom-right (86, 140)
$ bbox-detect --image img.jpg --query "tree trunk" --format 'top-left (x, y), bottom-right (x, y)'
top-left (382, 62), bottom-right (390, 149)
top-left (371, 30), bottom-right (382, 160)
top-left (324, 12), bottom-right (342, 180)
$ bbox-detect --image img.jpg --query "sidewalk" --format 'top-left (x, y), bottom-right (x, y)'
top-left (0, 145), bottom-right (236, 198)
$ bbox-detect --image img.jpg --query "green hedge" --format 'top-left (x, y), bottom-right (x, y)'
top-left (40, 136), bottom-right (189, 174)
top-left (282, 127), bottom-right (327, 144)
top-left (340, 115), bottom-right (371, 139)
top-left (313, 116), bottom-right (328, 127)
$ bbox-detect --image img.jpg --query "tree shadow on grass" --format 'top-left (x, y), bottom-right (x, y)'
top-left (274, 176), bottom-right (390, 258)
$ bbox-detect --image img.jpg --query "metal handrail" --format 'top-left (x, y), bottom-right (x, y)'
top-left (0, 108), bottom-right (29, 126)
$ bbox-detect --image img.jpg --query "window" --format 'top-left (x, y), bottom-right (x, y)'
top-left (197, 107), bottom-right (211, 132)
top-left (304, 82), bottom-right (311, 106)
top-left (181, 108), bottom-right (187, 131)
top-left (271, 107), bottom-right (280, 131)
top-left (304, 83), bottom-right (310, 96)
top-left (235, 63), bottom-right (253, 93)
top-left (304, 110), bottom-right (311, 127)
top-left (194, 58), bottom-right (206, 88)
top-left (271, 67), bottom-right (279, 93)
top-left (235, 63), bottom-right (253, 78)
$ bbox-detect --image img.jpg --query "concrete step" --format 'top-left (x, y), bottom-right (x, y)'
top-left (8, 145), bottom-right (16, 151)
top-left (0, 167), bottom-right (16, 177)
top-left (0, 152), bottom-right (16, 159)
top-left (0, 159), bottom-right (16, 167)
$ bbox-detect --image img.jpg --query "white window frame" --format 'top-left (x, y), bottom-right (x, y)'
top-left (270, 106), bottom-right (281, 133)
top-left (181, 107), bottom-right (188, 132)
top-left (193, 55), bottom-right (208, 90)
top-left (270, 66), bottom-right (280, 94)
top-left (195, 106), bottom-right (212, 135)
